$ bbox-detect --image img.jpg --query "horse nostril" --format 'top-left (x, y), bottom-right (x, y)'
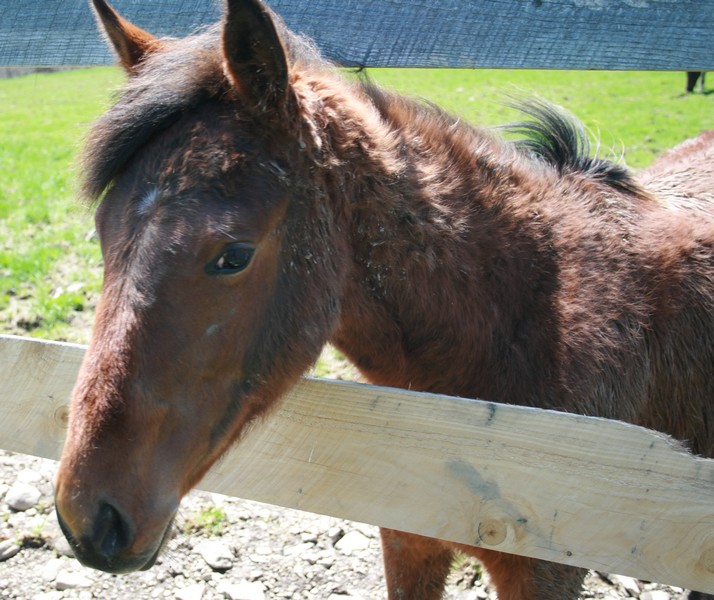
top-left (95, 502), bottom-right (133, 560)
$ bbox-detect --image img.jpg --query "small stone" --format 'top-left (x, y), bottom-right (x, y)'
top-left (41, 557), bottom-right (65, 581)
top-left (248, 545), bottom-right (272, 563)
top-left (217, 581), bottom-right (266, 600)
top-left (175, 582), bottom-right (205, 600)
top-left (210, 492), bottom-right (229, 506)
top-left (33, 592), bottom-right (63, 600)
top-left (610, 574), bottom-right (640, 596)
top-left (283, 542), bottom-right (314, 557)
top-left (51, 533), bottom-right (75, 558)
top-left (640, 592), bottom-right (670, 600)
top-left (353, 522), bottom-right (376, 538)
top-left (0, 539), bottom-right (21, 561)
top-left (5, 481), bottom-right (42, 511)
top-left (248, 553), bottom-right (269, 564)
top-left (196, 539), bottom-right (234, 571)
top-left (55, 569), bottom-right (93, 590)
top-left (7, 511), bottom-right (26, 529)
top-left (23, 513), bottom-right (47, 535)
top-left (334, 530), bottom-right (370, 555)
top-left (328, 526), bottom-right (344, 545)
top-left (17, 468), bottom-right (43, 485)
top-left (318, 556), bottom-right (336, 568)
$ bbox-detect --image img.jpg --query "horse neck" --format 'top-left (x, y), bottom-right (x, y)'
top-left (315, 83), bottom-right (553, 393)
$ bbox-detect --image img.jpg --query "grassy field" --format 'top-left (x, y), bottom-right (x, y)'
top-left (0, 67), bottom-right (711, 345)
top-left (0, 68), bottom-right (119, 342)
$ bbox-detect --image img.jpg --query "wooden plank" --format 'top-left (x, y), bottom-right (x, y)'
top-left (2, 334), bottom-right (714, 592)
top-left (1, 0), bottom-right (714, 70)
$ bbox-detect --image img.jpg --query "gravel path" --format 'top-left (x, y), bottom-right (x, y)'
top-left (0, 448), bottom-right (699, 600)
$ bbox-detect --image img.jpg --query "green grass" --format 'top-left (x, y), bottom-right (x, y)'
top-left (0, 68), bottom-right (123, 342)
top-left (180, 506), bottom-right (228, 537)
top-left (0, 67), bottom-right (711, 346)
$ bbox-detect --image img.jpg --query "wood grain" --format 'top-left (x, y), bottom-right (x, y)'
top-left (1, 0), bottom-right (713, 70)
top-left (2, 334), bottom-right (713, 592)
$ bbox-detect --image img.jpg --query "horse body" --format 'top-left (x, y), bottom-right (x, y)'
top-left (333, 92), bottom-right (714, 449)
top-left (55, 0), bottom-right (714, 597)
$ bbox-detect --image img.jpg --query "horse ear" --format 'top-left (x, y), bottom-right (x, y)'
top-left (91, 0), bottom-right (163, 74)
top-left (222, 0), bottom-right (290, 112)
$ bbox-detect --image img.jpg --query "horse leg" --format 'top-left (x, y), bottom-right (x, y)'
top-left (380, 528), bottom-right (454, 599)
top-left (469, 548), bottom-right (588, 600)
top-left (687, 71), bottom-right (700, 93)
top-left (380, 528), bottom-right (588, 599)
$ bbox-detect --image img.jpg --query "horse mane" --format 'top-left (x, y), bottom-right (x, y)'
top-left (80, 11), bottom-right (324, 202)
top-left (346, 81), bottom-right (649, 202)
top-left (504, 99), bottom-right (647, 198)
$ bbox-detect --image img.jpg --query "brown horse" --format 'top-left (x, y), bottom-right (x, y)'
top-left (55, 0), bottom-right (714, 598)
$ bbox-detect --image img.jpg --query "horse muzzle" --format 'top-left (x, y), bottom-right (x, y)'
top-left (55, 499), bottom-right (176, 574)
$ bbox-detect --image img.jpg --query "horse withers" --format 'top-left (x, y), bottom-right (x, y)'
top-left (55, 0), bottom-right (714, 597)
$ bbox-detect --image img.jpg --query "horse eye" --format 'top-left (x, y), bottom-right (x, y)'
top-left (207, 243), bottom-right (255, 275)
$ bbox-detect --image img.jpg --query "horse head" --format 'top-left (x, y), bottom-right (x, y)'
top-left (55, 0), bottom-right (347, 573)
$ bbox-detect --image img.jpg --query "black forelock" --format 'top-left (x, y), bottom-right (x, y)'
top-left (80, 9), bottom-right (327, 204)
top-left (81, 26), bottom-right (226, 202)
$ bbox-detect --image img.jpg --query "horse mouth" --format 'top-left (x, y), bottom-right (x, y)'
top-left (56, 507), bottom-right (176, 574)
top-left (140, 518), bottom-right (175, 570)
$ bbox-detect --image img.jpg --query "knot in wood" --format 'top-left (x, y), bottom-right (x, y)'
top-left (699, 547), bottom-right (714, 574)
top-left (54, 405), bottom-right (70, 428)
top-left (477, 518), bottom-right (507, 546)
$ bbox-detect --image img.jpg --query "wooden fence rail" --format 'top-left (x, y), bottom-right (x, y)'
top-left (2, 0), bottom-right (714, 595)
top-left (2, 335), bottom-right (714, 593)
